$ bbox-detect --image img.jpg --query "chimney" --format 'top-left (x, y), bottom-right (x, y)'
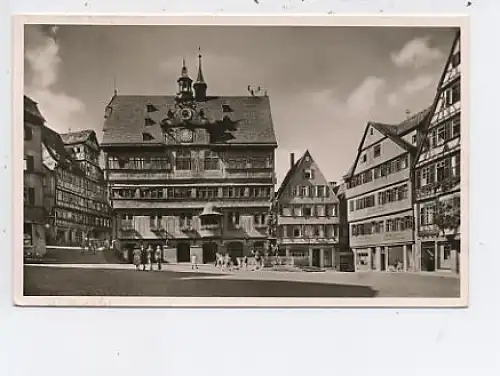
top-left (290, 153), bottom-right (295, 169)
top-left (329, 181), bottom-right (337, 188)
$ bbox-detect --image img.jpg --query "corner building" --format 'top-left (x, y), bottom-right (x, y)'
top-left (414, 31), bottom-right (461, 273)
top-left (23, 96), bottom-right (47, 257)
top-left (344, 110), bottom-right (429, 272)
top-left (102, 55), bottom-right (277, 263)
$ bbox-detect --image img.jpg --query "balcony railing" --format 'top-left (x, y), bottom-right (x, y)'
top-left (416, 176), bottom-right (460, 199)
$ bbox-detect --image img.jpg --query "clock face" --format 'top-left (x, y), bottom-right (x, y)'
top-left (180, 108), bottom-right (193, 121)
top-left (179, 129), bottom-right (193, 143)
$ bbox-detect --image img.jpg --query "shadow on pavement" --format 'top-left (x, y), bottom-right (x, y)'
top-left (24, 266), bottom-right (378, 298)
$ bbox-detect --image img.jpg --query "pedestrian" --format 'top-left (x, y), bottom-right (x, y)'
top-left (214, 252), bottom-right (219, 268)
top-left (155, 245), bottom-right (162, 271)
top-left (147, 245), bottom-right (153, 271)
top-left (254, 250), bottom-right (261, 271)
top-left (140, 244), bottom-right (147, 271)
top-left (133, 247), bottom-right (141, 271)
top-left (191, 253), bottom-right (198, 270)
top-left (224, 253), bottom-right (231, 272)
top-left (243, 255), bottom-right (248, 270)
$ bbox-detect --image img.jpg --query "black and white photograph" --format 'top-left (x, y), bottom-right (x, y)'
top-left (15, 16), bottom-right (468, 306)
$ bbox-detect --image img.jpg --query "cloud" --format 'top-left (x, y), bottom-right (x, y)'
top-left (346, 76), bottom-right (386, 113)
top-left (391, 36), bottom-right (444, 69)
top-left (387, 74), bottom-right (434, 107)
top-left (24, 26), bottom-right (85, 132)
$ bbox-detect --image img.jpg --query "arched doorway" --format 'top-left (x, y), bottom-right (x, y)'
top-left (177, 242), bottom-right (191, 263)
top-left (226, 241), bottom-right (244, 263)
top-left (203, 242), bottom-right (218, 264)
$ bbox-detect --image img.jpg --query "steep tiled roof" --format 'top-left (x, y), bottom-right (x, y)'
top-left (275, 152), bottom-right (306, 199)
top-left (345, 108), bottom-right (430, 180)
top-left (24, 95), bottom-right (45, 123)
top-left (60, 129), bottom-right (95, 145)
top-left (41, 126), bottom-right (83, 175)
top-left (102, 95), bottom-right (277, 146)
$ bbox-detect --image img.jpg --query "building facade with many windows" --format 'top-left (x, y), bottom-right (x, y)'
top-left (414, 31), bottom-right (461, 273)
top-left (42, 126), bottom-right (112, 246)
top-left (274, 151), bottom-right (348, 269)
top-left (102, 55), bottom-right (277, 263)
top-left (344, 109), bottom-right (429, 272)
top-left (23, 95), bottom-right (47, 258)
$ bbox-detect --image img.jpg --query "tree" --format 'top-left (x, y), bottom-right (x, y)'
top-left (434, 197), bottom-right (460, 238)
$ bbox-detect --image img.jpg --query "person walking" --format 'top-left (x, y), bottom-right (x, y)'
top-left (140, 244), bottom-right (147, 271)
top-left (147, 245), bottom-right (154, 271)
top-left (133, 247), bottom-right (141, 271)
top-left (155, 245), bottom-right (162, 271)
top-left (243, 255), bottom-right (249, 270)
top-left (191, 253), bottom-right (198, 270)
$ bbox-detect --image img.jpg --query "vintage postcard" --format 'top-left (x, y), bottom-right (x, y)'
top-left (13, 15), bottom-right (469, 307)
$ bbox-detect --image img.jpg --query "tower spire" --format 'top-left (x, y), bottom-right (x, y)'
top-left (194, 46), bottom-right (208, 101)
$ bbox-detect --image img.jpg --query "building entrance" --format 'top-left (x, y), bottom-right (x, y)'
top-left (177, 242), bottom-right (191, 263)
top-left (312, 249), bottom-right (321, 267)
top-left (202, 242), bottom-right (218, 264)
top-left (421, 243), bottom-right (436, 272)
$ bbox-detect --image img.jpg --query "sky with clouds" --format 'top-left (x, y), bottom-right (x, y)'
top-left (24, 24), bottom-right (456, 186)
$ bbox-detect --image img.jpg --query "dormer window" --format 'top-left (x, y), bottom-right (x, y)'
top-left (144, 117), bottom-right (155, 126)
top-left (146, 104), bottom-right (158, 113)
top-left (222, 104), bottom-right (233, 113)
top-left (142, 132), bottom-right (154, 141)
top-left (374, 145), bottom-right (381, 158)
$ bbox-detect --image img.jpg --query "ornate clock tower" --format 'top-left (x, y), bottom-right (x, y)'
top-left (176, 58), bottom-right (194, 102)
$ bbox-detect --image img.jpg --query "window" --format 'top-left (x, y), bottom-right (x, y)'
top-left (412, 135), bottom-right (417, 144)
top-left (349, 201), bottom-right (354, 212)
top-left (180, 215), bottom-right (192, 228)
top-left (293, 226), bottom-right (301, 238)
top-left (24, 125), bottom-right (33, 141)
top-left (374, 145), bottom-right (381, 158)
top-left (300, 186), bottom-right (308, 197)
top-left (316, 205), bottom-right (326, 216)
top-left (370, 128), bottom-right (374, 135)
top-left (316, 185), bottom-right (325, 198)
top-left (23, 187), bottom-right (35, 205)
top-left (420, 205), bottom-right (435, 226)
top-left (293, 206), bottom-right (302, 217)
top-left (445, 83), bottom-right (460, 105)
top-left (361, 154), bottom-right (367, 163)
top-left (303, 206), bottom-right (313, 217)
top-left (282, 206), bottom-right (292, 217)
top-left (142, 132), bottom-right (155, 141)
top-left (254, 214), bottom-right (267, 226)
top-left (452, 117), bottom-right (461, 138)
top-left (24, 155), bottom-right (34, 172)
top-left (303, 169), bottom-right (313, 179)
top-left (176, 149), bottom-right (191, 170)
top-left (228, 212), bottom-right (240, 227)
top-left (204, 150), bottom-right (219, 170)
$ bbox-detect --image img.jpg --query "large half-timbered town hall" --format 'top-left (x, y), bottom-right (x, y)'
top-left (101, 54), bottom-right (277, 264)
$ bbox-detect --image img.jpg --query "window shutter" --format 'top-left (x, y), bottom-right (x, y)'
top-left (28, 188), bottom-right (35, 205)
top-left (24, 126), bottom-right (32, 141)
top-left (26, 155), bottom-right (34, 172)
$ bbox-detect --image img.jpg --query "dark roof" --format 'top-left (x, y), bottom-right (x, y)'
top-left (60, 129), bottom-right (95, 145)
top-left (41, 126), bottom-right (74, 166)
top-left (275, 151), bottom-right (307, 199)
top-left (24, 95), bottom-right (45, 123)
top-left (345, 108), bottom-right (430, 180)
top-left (102, 95), bottom-right (277, 146)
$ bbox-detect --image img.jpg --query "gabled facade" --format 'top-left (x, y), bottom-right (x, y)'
top-left (414, 31), bottom-right (461, 273)
top-left (42, 126), bottom-right (112, 246)
top-left (274, 151), bottom-right (347, 269)
top-left (344, 109), bottom-right (429, 272)
top-left (23, 95), bottom-right (47, 258)
top-left (61, 130), bottom-right (103, 183)
top-left (101, 54), bottom-right (277, 264)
